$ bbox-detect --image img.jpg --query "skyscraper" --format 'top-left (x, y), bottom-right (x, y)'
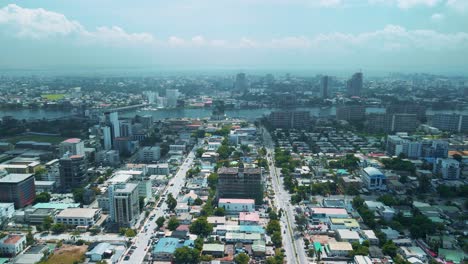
top-left (59, 154), bottom-right (88, 190)
top-left (321, 75), bottom-right (329, 99)
top-left (234, 73), bottom-right (247, 92)
top-left (346, 72), bottom-right (363, 97)
top-left (103, 126), bottom-right (112, 150)
top-left (217, 166), bottom-right (263, 205)
top-left (166, 89), bottom-right (179, 108)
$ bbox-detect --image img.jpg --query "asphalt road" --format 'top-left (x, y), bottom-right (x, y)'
top-left (120, 146), bottom-right (197, 263)
top-left (263, 128), bottom-right (309, 264)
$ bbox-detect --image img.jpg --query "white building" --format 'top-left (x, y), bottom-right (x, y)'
top-left (433, 158), bottom-right (460, 179)
top-left (361, 167), bottom-right (386, 191)
top-left (148, 164), bottom-right (170, 175)
top-left (0, 234), bottom-right (26, 257)
top-left (0, 203), bottom-right (15, 221)
top-left (59, 138), bottom-right (85, 157)
top-left (109, 183), bottom-right (140, 227)
top-left (325, 242), bottom-right (353, 257)
top-left (139, 146), bottom-right (161, 163)
top-left (218, 198), bottom-right (255, 214)
top-left (166, 89), bottom-right (179, 108)
top-left (336, 229), bottom-right (360, 243)
top-left (95, 150), bottom-right (121, 167)
top-left (55, 208), bottom-right (101, 227)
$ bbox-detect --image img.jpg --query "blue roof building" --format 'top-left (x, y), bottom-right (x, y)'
top-left (361, 167), bottom-right (386, 191)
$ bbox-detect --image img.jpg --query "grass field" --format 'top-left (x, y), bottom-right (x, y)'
top-left (41, 94), bottom-right (66, 100)
top-left (42, 245), bottom-right (87, 264)
top-left (3, 135), bottom-right (66, 144)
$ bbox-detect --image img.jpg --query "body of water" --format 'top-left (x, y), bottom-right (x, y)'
top-left (0, 106), bottom-right (466, 121)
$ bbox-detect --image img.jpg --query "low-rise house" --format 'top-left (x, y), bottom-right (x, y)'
top-left (85, 242), bottom-right (111, 262)
top-left (361, 230), bottom-right (379, 245)
top-left (239, 212), bottom-right (260, 225)
top-left (225, 232), bottom-right (261, 244)
top-left (202, 244), bottom-right (225, 258)
top-left (207, 216), bottom-right (226, 227)
top-left (152, 237), bottom-right (180, 261)
top-left (399, 246), bottom-right (427, 262)
top-left (325, 242), bottom-right (353, 257)
top-left (336, 229), bottom-right (360, 243)
top-left (329, 218), bottom-right (360, 230)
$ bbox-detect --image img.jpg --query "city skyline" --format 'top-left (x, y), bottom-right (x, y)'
top-left (0, 1), bottom-right (467, 74)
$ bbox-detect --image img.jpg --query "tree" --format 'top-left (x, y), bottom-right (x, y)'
top-left (34, 192), bottom-right (51, 203)
top-left (271, 231), bottom-right (282, 247)
top-left (72, 188), bottom-right (85, 204)
top-left (266, 220), bottom-right (281, 235)
top-left (214, 207), bottom-right (225, 216)
top-left (193, 197), bottom-right (203, 206)
top-left (166, 193), bottom-right (177, 211)
top-left (139, 197), bottom-right (146, 210)
top-left (51, 223), bottom-right (66, 234)
top-left (26, 231), bottom-right (35, 245)
top-left (125, 229), bottom-right (136, 237)
top-left (377, 194), bottom-right (397, 206)
top-left (89, 227), bottom-right (101, 235)
top-left (168, 217), bottom-right (180, 231)
top-left (382, 241), bottom-right (397, 257)
top-left (196, 148), bottom-right (205, 158)
top-left (173, 246), bottom-right (200, 264)
top-left (234, 253), bottom-right (250, 264)
top-left (207, 173), bottom-right (218, 190)
top-left (189, 217), bottom-right (213, 237)
top-left (194, 237), bottom-right (204, 251)
top-left (156, 216), bottom-right (166, 229)
top-left (43, 216), bottom-right (53, 230)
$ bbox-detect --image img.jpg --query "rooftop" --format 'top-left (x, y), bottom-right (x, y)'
top-left (202, 244), bottom-right (225, 252)
top-left (239, 212), bottom-right (260, 222)
top-left (1, 235), bottom-right (24, 245)
top-left (0, 173), bottom-right (33, 183)
top-left (311, 207), bottom-right (348, 215)
top-left (219, 198), bottom-right (255, 204)
top-left (363, 167), bottom-right (384, 177)
top-left (62, 138), bottom-right (81, 144)
top-left (327, 242), bottom-right (353, 251)
top-left (56, 208), bottom-right (99, 218)
top-left (33, 203), bottom-right (80, 210)
top-left (153, 237), bottom-right (179, 254)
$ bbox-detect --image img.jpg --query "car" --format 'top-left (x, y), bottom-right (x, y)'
top-left (124, 255), bottom-right (130, 260)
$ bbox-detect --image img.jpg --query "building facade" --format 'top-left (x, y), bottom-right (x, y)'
top-left (217, 166), bottom-right (263, 204)
top-left (108, 183), bottom-right (140, 227)
top-left (0, 174), bottom-right (35, 208)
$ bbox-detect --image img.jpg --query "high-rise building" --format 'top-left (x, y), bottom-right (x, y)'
top-left (211, 100), bottom-right (226, 121)
top-left (95, 150), bottom-right (121, 167)
top-left (217, 166), bottom-right (263, 205)
top-left (386, 104), bottom-right (426, 122)
top-left (166, 89), bottom-right (179, 108)
top-left (103, 126), bottom-right (112, 150)
top-left (431, 114), bottom-right (468, 133)
top-left (336, 105), bottom-right (366, 122)
top-left (59, 138), bottom-right (85, 157)
top-left (346, 72), bottom-right (363, 97)
top-left (321, 75), bottom-right (329, 99)
top-left (119, 120), bottom-right (133, 137)
top-left (234, 73), bottom-right (248, 92)
top-left (433, 158), bottom-right (460, 179)
top-left (59, 155), bottom-right (87, 190)
top-left (389, 114), bottom-right (418, 132)
top-left (108, 183), bottom-right (140, 227)
top-left (0, 174), bottom-right (35, 208)
top-left (268, 111), bottom-right (311, 129)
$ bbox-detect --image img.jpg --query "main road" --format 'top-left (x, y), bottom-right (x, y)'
top-left (263, 128), bottom-right (309, 264)
top-left (120, 146), bottom-right (197, 263)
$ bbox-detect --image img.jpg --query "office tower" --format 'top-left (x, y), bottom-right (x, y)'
top-left (59, 154), bottom-right (87, 189)
top-left (0, 174), bottom-right (35, 208)
top-left (433, 158), bottom-right (460, 180)
top-left (108, 183), bottom-right (140, 227)
top-left (103, 126), bottom-right (112, 150)
top-left (268, 111), bottom-right (311, 129)
top-left (104, 112), bottom-right (120, 139)
top-left (234, 73), bottom-right (248, 92)
top-left (321, 75), bottom-right (329, 99)
top-left (59, 138), bottom-right (85, 157)
top-left (346, 72), bottom-right (363, 97)
top-left (217, 166), bottom-right (263, 205)
top-left (119, 120), bottom-right (133, 137)
top-left (138, 146), bottom-right (161, 163)
top-left (166, 89), bottom-right (179, 108)
top-left (336, 105), bottom-right (366, 122)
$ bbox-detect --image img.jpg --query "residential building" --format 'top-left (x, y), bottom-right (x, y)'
top-left (361, 167), bottom-right (386, 191)
top-left (59, 154), bottom-right (87, 189)
top-left (433, 158), bottom-right (460, 179)
top-left (44, 159), bottom-right (60, 187)
top-left (102, 126), bottom-right (112, 150)
top-left (0, 234), bottom-right (26, 257)
top-left (139, 146), bottom-right (161, 163)
top-left (268, 111), bottom-right (311, 129)
top-left (114, 137), bottom-right (138, 156)
top-left (431, 114), bottom-right (468, 132)
top-left (217, 166), bottom-right (263, 204)
top-left (152, 237), bottom-right (180, 261)
top-left (55, 208), bottom-right (101, 227)
top-left (336, 105), bottom-right (365, 122)
top-left (325, 242), bottom-right (353, 257)
top-left (108, 183), bottom-right (140, 227)
top-left (166, 89), bottom-right (179, 108)
top-left (0, 174), bottom-right (35, 208)
top-left (389, 114), bottom-right (418, 132)
top-left (0, 203), bottom-right (15, 222)
top-left (95, 150), bottom-right (120, 167)
top-left (147, 164), bottom-right (170, 175)
top-left (59, 138), bottom-right (85, 157)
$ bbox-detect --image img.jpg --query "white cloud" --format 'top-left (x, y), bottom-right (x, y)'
top-left (368, 0), bottom-right (442, 8)
top-left (431, 13), bottom-right (445, 21)
top-left (446, 0), bottom-right (468, 12)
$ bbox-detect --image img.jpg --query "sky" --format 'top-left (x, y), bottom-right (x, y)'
top-left (0, 0), bottom-right (467, 75)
